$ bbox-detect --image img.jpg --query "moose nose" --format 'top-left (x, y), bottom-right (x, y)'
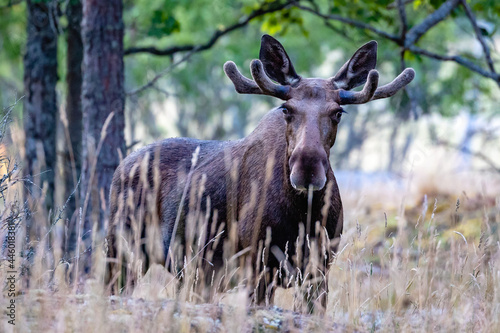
top-left (289, 148), bottom-right (328, 191)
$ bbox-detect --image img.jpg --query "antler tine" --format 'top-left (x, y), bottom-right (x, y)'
top-left (224, 61), bottom-right (263, 95)
top-left (250, 59), bottom-right (291, 100)
top-left (371, 68), bottom-right (415, 100)
top-left (338, 70), bottom-right (379, 105)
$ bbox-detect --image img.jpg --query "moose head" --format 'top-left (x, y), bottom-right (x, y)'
top-left (224, 35), bottom-right (414, 191)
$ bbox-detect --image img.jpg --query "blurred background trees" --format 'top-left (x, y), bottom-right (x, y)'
top-left (0, 0), bottom-right (498, 260)
top-left (80, 0), bottom-right (125, 251)
top-left (22, 0), bottom-right (58, 246)
top-left (62, 0), bottom-right (82, 254)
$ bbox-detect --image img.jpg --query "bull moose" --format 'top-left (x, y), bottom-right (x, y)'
top-left (106, 35), bottom-right (415, 307)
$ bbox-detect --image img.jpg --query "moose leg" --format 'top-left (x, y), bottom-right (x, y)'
top-left (316, 274), bottom-right (329, 314)
top-left (251, 266), bottom-right (278, 305)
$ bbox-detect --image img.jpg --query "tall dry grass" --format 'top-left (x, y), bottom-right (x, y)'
top-left (1, 107), bottom-right (500, 332)
top-left (106, 145), bottom-right (333, 312)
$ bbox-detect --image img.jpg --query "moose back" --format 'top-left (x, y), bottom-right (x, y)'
top-left (106, 35), bottom-right (414, 304)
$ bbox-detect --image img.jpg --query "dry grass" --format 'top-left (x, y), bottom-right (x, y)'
top-left (1, 116), bottom-right (500, 332)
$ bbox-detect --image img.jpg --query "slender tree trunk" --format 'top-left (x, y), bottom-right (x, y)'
top-left (80, 0), bottom-right (125, 248)
top-left (63, 0), bottom-right (83, 258)
top-left (458, 112), bottom-right (478, 170)
top-left (387, 119), bottom-right (399, 172)
top-left (23, 0), bottom-right (59, 240)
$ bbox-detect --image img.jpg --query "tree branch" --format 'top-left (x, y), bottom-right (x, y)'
top-left (124, 1), bottom-right (294, 56)
top-left (127, 50), bottom-right (195, 96)
top-left (460, 0), bottom-right (496, 74)
top-left (292, 2), bottom-right (400, 43)
top-left (438, 139), bottom-right (500, 173)
top-left (396, 0), bottom-right (408, 71)
top-left (295, 1), bottom-right (499, 86)
top-left (387, 0), bottom-right (415, 10)
top-left (404, 0), bottom-right (461, 47)
top-left (408, 45), bottom-right (500, 82)
top-left (397, 0), bottom-right (408, 38)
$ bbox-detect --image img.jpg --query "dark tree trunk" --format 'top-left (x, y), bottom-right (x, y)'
top-left (80, 0), bottom-right (125, 244)
top-left (62, 0), bottom-right (83, 257)
top-left (23, 0), bottom-right (59, 239)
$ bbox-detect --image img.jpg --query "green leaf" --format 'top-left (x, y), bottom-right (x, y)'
top-left (147, 9), bottom-right (180, 38)
top-left (430, 0), bottom-right (446, 9)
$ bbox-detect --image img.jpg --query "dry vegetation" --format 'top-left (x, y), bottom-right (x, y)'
top-left (1, 114), bottom-right (500, 332)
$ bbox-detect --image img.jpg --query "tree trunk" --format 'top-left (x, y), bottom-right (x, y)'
top-left (80, 0), bottom-right (125, 246)
top-left (62, 0), bottom-right (83, 258)
top-left (23, 0), bottom-right (59, 239)
top-left (458, 112), bottom-right (478, 171)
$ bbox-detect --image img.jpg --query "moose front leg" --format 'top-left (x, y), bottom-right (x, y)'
top-left (315, 271), bottom-right (329, 314)
top-left (253, 272), bottom-right (274, 306)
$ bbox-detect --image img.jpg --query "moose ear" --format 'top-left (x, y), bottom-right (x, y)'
top-left (332, 41), bottom-right (377, 90)
top-left (259, 34), bottom-right (300, 86)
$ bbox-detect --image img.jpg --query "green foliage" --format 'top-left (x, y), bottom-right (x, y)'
top-left (330, 0), bottom-right (395, 26)
top-left (0, 1), bottom-right (26, 109)
top-left (148, 9), bottom-right (180, 37)
top-left (124, 0), bottom-right (181, 38)
top-left (118, 0), bottom-right (499, 142)
top-left (260, 8), bottom-right (307, 36)
top-left (1, 0), bottom-right (499, 137)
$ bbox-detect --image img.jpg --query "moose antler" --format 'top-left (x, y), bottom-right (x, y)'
top-left (225, 60), bottom-right (415, 104)
top-left (250, 60), bottom-right (292, 99)
top-left (223, 61), bottom-right (261, 95)
top-left (338, 70), bottom-right (379, 104)
top-left (371, 68), bottom-right (415, 100)
top-left (338, 68), bottom-right (415, 105)
top-left (224, 60), bottom-right (292, 100)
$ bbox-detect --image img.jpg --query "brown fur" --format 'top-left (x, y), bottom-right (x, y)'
top-left (107, 108), bottom-right (343, 286)
top-left (106, 35), bottom-right (414, 306)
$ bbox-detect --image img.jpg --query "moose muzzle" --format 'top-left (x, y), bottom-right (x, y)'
top-left (289, 147), bottom-right (328, 192)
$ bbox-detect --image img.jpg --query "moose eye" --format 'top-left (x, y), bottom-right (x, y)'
top-left (282, 107), bottom-right (294, 122)
top-left (333, 109), bottom-right (345, 122)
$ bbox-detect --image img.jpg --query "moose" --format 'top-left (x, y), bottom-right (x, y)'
top-left (106, 35), bottom-right (414, 307)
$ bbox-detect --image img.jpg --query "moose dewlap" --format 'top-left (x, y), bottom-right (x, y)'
top-left (106, 35), bottom-right (415, 306)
